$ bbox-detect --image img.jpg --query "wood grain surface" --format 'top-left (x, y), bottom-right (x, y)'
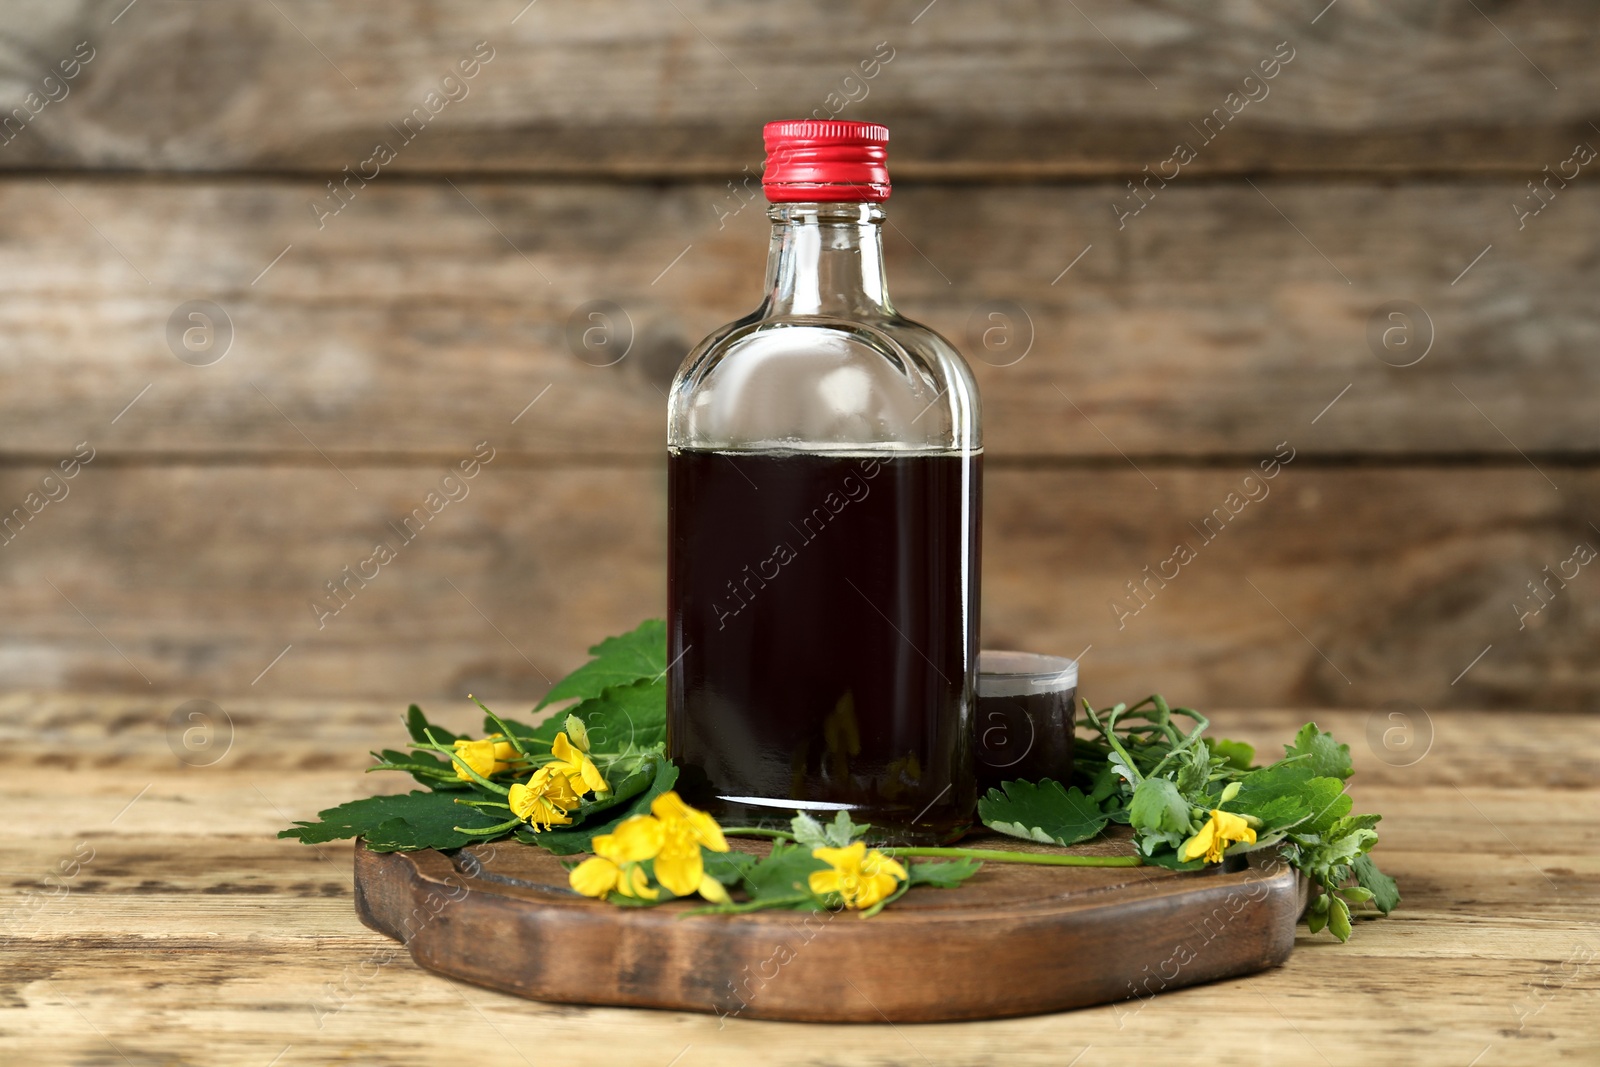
top-left (1, 3), bottom-right (1595, 707)
top-left (0, 1), bottom-right (1594, 175)
top-left (354, 837), bottom-right (1301, 1022)
top-left (1, 697), bottom-right (1595, 1064)
top-left (1, 465), bottom-right (1593, 709)
top-left (0, 178), bottom-right (1594, 458)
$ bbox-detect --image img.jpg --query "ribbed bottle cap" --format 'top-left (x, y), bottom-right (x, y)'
top-left (762, 120), bottom-right (891, 203)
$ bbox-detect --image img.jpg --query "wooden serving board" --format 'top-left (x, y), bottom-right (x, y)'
top-left (353, 834), bottom-right (1304, 1023)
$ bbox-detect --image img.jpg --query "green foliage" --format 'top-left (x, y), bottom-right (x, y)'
top-left (1212, 739), bottom-right (1255, 771)
top-left (1039, 693), bottom-right (1396, 941)
top-left (978, 779), bottom-right (1109, 846)
top-left (534, 619), bottom-right (667, 709)
top-left (405, 704), bottom-right (463, 746)
top-left (1353, 853), bottom-right (1400, 915)
top-left (906, 857), bottom-right (984, 888)
top-left (703, 849), bottom-right (758, 886)
top-left (740, 842), bottom-right (831, 904)
top-left (278, 790), bottom-right (509, 852)
top-left (1127, 778), bottom-right (1192, 838)
top-left (281, 620), bottom-right (670, 856)
top-left (286, 616), bottom-right (1397, 937)
top-left (791, 809), bottom-right (872, 850)
top-left (1284, 722), bottom-right (1354, 780)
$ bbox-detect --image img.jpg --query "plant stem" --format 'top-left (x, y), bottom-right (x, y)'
top-left (720, 827), bottom-right (794, 841)
top-left (887, 847), bottom-right (1143, 867)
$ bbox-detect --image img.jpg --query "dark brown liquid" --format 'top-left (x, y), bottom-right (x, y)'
top-left (667, 448), bottom-right (980, 843)
top-left (973, 687), bottom-right (1076, 795)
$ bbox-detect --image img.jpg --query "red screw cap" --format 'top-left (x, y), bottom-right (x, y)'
top-left (762, 120), bottom-right (891, 203)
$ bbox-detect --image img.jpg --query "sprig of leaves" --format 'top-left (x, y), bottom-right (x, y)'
top-left (279, 620), bottom-right (670, 853)
top-left (979, 694), bottom-right (1398, 941)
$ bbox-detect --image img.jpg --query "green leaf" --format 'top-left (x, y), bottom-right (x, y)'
top-left (1127, 778), bottom-right (1191, 836)
top-left (1352, 854), bottom-right (1400, 915)
top-left (572, 679), bottom-right (667, 754)
top-left (279, 791), bottom-right (509, 852)
top-left (906, 858), bottom-right (983, 888)
top-left (519, 757), bottom-right (678, 856)
top-left (501, 678), bottom-right (666, 757)
top-left (405, 704), bottom-right (463, 746)
top-left (1284, 722), bottom-right (1354, 780)
top-left (1175, 741), bottom-right (1211, 795)
top-left (1240, 794), bottom-right (1310, 831)
top-left (823, 809), bottom-right (869, 847)
top-left (704, 849), bottom-right (758, 886)
top-left (742, 841), bottom-right (828, 901)
top-left (536, 619), bottom-right (667, 709)
top-left (1212, 739), bottom-right (1256, 771)
top-left (1233, 763), bottom-right (1350, 834)
top-left (979, 780), bottom-right (1110, 846)
top-left (1087, 761), bottom-right (1123, 805)
top-left (790, 812), bottom-right (828, 849)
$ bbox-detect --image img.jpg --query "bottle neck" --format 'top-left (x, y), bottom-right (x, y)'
top-left (762, 201), bottom-right (894, 317)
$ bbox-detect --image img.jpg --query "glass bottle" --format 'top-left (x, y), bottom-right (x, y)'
top-left (666, 121), bottom-right (981, 844)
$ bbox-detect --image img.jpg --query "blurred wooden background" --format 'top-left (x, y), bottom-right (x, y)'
top-left (1, 0), bottom-right (1596, 711)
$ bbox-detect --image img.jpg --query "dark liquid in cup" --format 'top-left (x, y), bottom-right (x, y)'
top-left (667, 448), bottom-right (981, 844)
top-left (973, 685), bottom-right (1076, 794)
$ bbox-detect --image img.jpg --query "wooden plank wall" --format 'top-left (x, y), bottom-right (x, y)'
top-left (1, 0), bottom-right (1596, 711)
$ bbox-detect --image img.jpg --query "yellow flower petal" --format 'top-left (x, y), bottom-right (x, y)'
top-left (550, 731), bottom-right (610, 796)
top-left (808, 868), bottom-right (842, 897)
top-left (1182, 809), bottom-right (1256, 864)
top-left (615, 862), bottom-right (658, 900)
top-left (1181, 820), bottom-right (1216, 862)
top-left (812, 842), bottom-right (866, 870)
top-left (598, 815), bottom-right (665, 863)
top-left (654, 838), bottom-right (705, 897)
top-left (648, 792), bottom-right (728, 850)
top-left (697, 874), bottom-right (731, 904)
top-left (576, 758), bottom-right (610, 795)
top-left (451, 734), bottom-right (519, 781)
top-left (862, 850), bottom-right (909, 883)
top-left (570, 856), bottom-right (619, 898)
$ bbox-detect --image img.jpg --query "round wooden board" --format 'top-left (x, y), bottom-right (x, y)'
top-left (353, 834), bottom-right (1304, 1023)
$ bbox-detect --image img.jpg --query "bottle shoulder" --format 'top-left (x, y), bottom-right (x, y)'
top-left (669, 309), bottom-right (981, 452)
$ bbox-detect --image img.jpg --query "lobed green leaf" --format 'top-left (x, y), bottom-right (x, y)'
top-left (979, 779), bottom-right (1110, 846)
top-left (535, 619), bottom-right (667, 710)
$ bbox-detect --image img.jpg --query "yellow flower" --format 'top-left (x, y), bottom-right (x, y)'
top-left (603, 814), bottom-right (666, 863)
top-left (549, 731), bottom-right (609, 796)
top-left (508, 766), bottom-right (580, 831)
top-left (569, 792), bottom-right (730, 900)
top-left (451, 733), bottom-right (518, 782)
top-left (648, 791), bottom-right (730, 897)
top-left (808, 841), bottom-right (908, 910)
top-left (569, 852), bottom-right (658, 901)
top-left (1181, 808), bottom-right (1257, 864)
top-left (568, 822), bottom-right (729, 904)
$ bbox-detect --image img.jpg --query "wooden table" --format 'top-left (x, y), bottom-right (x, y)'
top-left (3, 696), bottom-right (1596, 1065)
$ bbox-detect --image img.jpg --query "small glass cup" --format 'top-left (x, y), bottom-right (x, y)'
top-left (973, 650), bottom-right (1079, 793)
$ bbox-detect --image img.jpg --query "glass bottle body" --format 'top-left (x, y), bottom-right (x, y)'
top-left (666, 202), bottom-right (981, 843)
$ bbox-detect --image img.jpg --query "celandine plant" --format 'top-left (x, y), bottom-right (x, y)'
top-left (282, 620), bottom-right (1397, 935)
